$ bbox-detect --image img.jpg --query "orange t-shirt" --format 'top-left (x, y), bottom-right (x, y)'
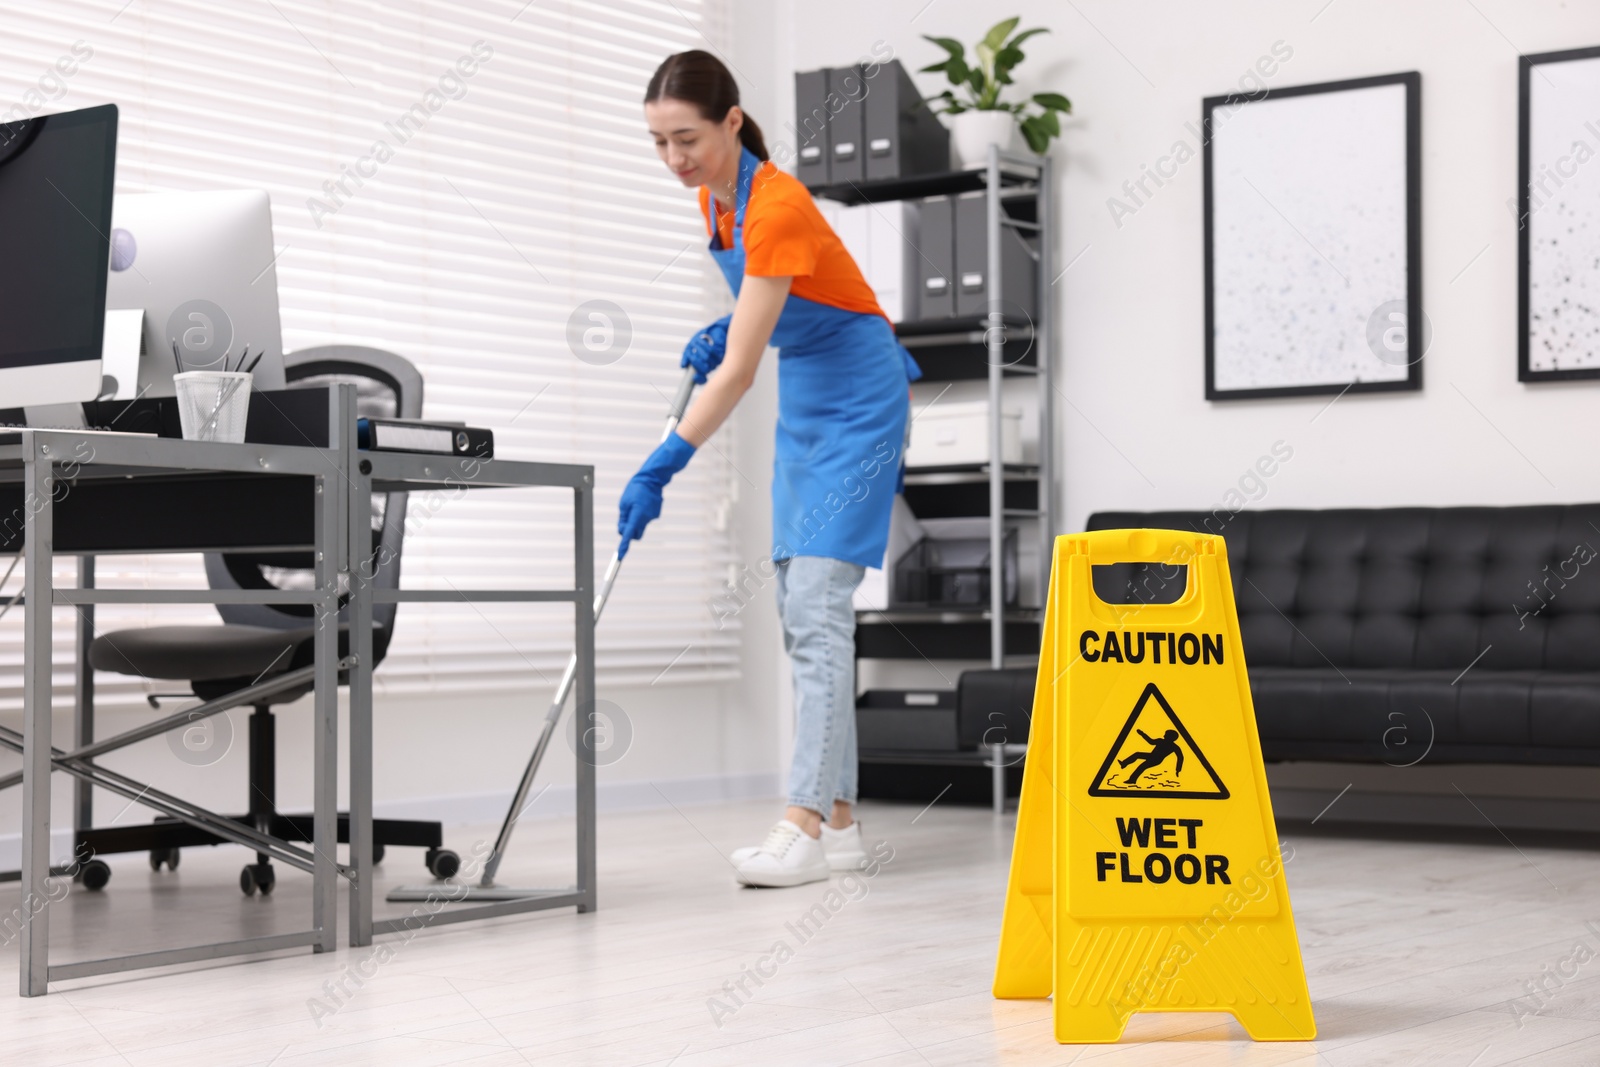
top-left (699, 161), bottom-right (892, 328)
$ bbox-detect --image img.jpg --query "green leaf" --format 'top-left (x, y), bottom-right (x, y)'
top-left (947, 55), bottom-right (970, 86)
top-left (921, 35), bottom-right (966, 59)
top-left (1034, 108), bottom-right (1060, 136)
top-left (996, 45), bottom-right (1025, 68)
top-left (1008, 27), bottom-right (1049, 49)
top-left (917, 60), bottom-right (949, 74)
top-left (993, 45), bottom-right (1023, 84)
top-left (975, 41), bottom-right (997, 78)
top-left (1019, 116), bottom-right (1049, 154)
top-left (1032, 92), bottom-right (1072, 113)
top-left (982, 17), bottom-right (1021, 52)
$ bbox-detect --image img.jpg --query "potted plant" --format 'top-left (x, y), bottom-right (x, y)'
top-left (920, 17), bottom-right (1072, 166)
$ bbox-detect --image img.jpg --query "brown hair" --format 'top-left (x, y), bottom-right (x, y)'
top-left (644, 50), bottom-right (768, 162)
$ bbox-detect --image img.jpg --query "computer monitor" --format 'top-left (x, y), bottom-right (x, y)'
top-left (0, 104), bottom-right (118, 408)
top-left (105, 189), bottom-right (287, 397)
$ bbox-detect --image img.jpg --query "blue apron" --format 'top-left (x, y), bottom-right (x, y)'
top-left (708, 146), bottom-right (921, 569)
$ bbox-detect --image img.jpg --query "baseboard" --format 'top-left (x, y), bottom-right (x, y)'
top-left (0, 771), bottom-right (784, 870)
top-left (371, 770), bottom-right (783, 825)
top-left (1271, 786), bottom-right (1600, 834)
top-left (0, 828), bottom-right (79, 871)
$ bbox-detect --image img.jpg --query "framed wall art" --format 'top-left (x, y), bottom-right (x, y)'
top-left (1520, 46), bottom-right (1600, 382)
top-left (1204, 72), bottom-right (1422, 400)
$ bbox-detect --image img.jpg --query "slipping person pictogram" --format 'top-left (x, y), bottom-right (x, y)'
top-left (1118, 728), bottom-right (1183, 785)
top-left (1088, 683), bottom-right (1228, 799)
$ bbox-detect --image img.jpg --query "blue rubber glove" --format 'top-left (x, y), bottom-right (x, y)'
top-left (680, 315), bottom-right (732, 385)
top-left (617, 431), bottom-right (697, 558)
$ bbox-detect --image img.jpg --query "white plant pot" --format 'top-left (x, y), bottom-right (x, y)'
top-left (949, 109), bottom-right (1019, 167)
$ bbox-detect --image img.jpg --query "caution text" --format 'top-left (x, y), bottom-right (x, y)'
top-left (1079, 630), bottom-right (1223, 665)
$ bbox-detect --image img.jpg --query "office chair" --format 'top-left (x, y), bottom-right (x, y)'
top-left (82, 345), bottom-right (459, 894)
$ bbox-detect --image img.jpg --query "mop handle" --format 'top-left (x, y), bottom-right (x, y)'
top-left (480, 367), bottom-right (698, 885)
top-left (662, 369), bottom-right (696, 441)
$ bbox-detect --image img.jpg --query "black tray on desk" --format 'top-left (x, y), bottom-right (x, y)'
top-left (0, 386), bottom-right (334, 449)
top-left (0, 388), bottom-right (330, 555)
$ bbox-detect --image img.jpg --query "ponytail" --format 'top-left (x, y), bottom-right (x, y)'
top-left (737, 114), bottom-right (769, 163)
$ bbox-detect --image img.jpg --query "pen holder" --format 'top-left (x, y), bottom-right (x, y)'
top-left (175, 371), bottom-right (252, 443)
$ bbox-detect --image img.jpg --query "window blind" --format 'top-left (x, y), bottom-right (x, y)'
top-left (0, 0), bottom-right (743, 712)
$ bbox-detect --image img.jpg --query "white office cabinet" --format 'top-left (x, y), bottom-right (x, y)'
top-left (867, 201), bottom-right (915, 323)
top-left (831, 201), bottom-right (872, 278)
top-left (906, 399), bottom-right (1023, 468)
top-left (814, 198), bottom-right (916, 324)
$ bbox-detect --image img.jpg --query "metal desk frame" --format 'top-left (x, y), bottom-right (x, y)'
top-left (6, 390), bottom-right (597, 986)
top-left (6, 385), bottom-right (355, 995)
top-left (344, 449), bottom-right (596, 945)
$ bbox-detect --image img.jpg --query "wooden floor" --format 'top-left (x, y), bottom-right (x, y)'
top-left (2, 795), bottom-right (1599, 1065)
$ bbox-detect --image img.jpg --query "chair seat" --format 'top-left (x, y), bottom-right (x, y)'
top-left (90, 625), bottom-right (312, 682)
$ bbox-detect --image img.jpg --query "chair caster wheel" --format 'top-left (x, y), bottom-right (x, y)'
top-left (372, 842), bottom-right (386, 866)
top-left (425, 848), bottom-right (460, 879)
top-left (81, 859), bottom-right (112, 891)
top-left (241, 863), bottom-right (275, 896)
top-left (149, 847), bottom-right (180, 872)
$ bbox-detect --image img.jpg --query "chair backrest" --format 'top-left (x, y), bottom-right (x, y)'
top-left (205, 345), bottom-right (423, 666)
top-left (1086, 507), bottom-right (1600, 673)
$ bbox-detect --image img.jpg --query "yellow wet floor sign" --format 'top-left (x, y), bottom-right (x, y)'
top-left (993, 529), bottom-right (1314, 1043)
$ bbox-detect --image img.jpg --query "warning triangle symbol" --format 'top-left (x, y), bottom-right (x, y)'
top-left (1087, 682), bottom-right (1229, 800)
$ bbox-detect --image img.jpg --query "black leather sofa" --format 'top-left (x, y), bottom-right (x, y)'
top-left (958, 507), bottom-right (1600, 767)
top-left (1090, 507), bottom-right (1600, 766)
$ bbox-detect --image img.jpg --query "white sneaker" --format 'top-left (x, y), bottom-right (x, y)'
top-left (818, 820), bottom-right (867, 871)
top-left (730, 820), bottom-right (866, 868)
top-left (733, 820), bottom-right (830, 887)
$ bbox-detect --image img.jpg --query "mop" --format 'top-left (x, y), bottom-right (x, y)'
top-left (387, 368), bottom-right (698, 903)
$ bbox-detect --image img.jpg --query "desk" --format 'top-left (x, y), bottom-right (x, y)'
top-left (4, 389), bottom-right (600, 988)
top-left (3, 385), bottom-right (354, 995)
top-left (345, 448), bottom-right (596, 944)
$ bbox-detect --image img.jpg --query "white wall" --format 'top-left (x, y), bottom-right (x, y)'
top-left (769, 0), bottom-right (1600, 527)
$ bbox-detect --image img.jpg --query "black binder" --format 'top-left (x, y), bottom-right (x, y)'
top-left (915, 194), bottom-right (954, 320)
top-left (825, 66), bottom-right (866, 185)
top-left (953, 191), bottom-right (1038, 319)
top-left (862, 59), bottom-right (951, 182)
top-left (794, 68), bottom-right (831, 189)
top-left (358, 418), bottom-right (494, 458)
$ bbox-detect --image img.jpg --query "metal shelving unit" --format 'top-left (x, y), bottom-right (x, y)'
top-left (815, 144), bottom-right (1055, 813)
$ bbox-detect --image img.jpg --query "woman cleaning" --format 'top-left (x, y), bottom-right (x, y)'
top-left (621, 50), bottom-right (920, 888)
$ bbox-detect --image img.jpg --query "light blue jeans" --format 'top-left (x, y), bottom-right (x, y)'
top-left (776, 555), bottom-right (865, 815)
